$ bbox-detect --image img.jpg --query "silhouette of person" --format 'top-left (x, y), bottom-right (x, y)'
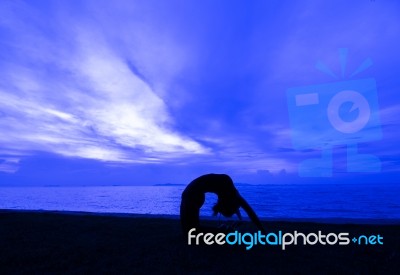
top-left (180, 173), bottom-right (265, 233)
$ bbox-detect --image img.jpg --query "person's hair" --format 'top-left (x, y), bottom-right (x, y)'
top-left (212, 201), bottom-right (221, 216)
top-left (212, 193), bottom-right (240, 217)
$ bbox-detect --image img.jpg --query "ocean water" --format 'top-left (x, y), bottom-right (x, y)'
top-left (0, 183), bottom-right (399, 222)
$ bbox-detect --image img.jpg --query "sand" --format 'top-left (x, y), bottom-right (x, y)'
top-left (0, 210), bottom-right (399, 274)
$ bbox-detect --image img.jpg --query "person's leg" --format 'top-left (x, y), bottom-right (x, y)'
top-left (180, 201), bottom-right (200, 234)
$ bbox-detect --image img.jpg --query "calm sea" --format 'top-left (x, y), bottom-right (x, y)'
top-left (1, 183), bottom-right (399, 222)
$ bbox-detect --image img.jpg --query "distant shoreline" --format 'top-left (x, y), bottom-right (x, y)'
top-left (1, 209), bottom-right (399, 225)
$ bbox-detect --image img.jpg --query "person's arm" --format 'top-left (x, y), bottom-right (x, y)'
top-left (238, 195), bottom-right (266, 233)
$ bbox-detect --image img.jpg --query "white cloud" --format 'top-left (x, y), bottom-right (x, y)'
top-left (0, 0), bottom-right (208, 171)
top-left (0, 158), bottom-right (20, 173)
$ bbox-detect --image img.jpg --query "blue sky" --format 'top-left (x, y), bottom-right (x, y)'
top-left (0, 0), bottom-right (399, 185)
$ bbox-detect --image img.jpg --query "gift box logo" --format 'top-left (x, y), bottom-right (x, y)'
top-left (287, 49), bottom-right (381, 177)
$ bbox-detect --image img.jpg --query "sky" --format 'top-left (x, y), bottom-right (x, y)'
top-left (0, 0), bottom-right (399, 185)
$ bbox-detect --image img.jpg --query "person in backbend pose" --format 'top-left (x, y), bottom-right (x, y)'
top-left (180, 173), bottom-right (265, 233)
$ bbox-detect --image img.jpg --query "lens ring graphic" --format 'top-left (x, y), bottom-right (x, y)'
top-left (327, 90), bottom-right (370, 134)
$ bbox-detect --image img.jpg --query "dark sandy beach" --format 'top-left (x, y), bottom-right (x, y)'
top-left (0, 210), bottom-right (399, 274)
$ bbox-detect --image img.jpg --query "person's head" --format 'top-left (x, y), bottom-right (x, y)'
top-left (212, 193), bottom-right (241, 218)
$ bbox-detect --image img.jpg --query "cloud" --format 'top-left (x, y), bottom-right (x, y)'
top-left (0, 158), bottom-right (19, 173)
top-left (1, 0), bottom-right (399, 178)
top-left (0, 0), bottom-right (208, 172)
